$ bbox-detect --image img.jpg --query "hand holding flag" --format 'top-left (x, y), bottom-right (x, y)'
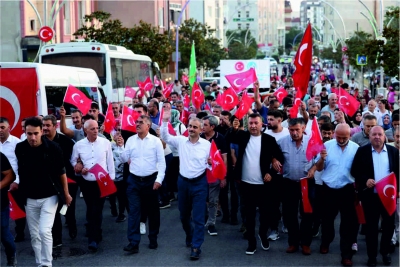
top-left (63, 85), bottom-right (92, 114)
top-left (89, 164), bottom-right (117, 198)
top-left (306, 118), bottom-right (325, 161)
top-left (121, 106), bottom-right (140, 133)
top-left (375, 172), bottom-right (397, 216)
top-left (300, 177), bottom-right (312, 213)
top-left (103, 102), bottom-right (116, 134)
top-left (8, 191), bottom-right (26, 220)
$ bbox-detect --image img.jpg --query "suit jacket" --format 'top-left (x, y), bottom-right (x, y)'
top-left (350, 144), bottom-right (399, 200)
top-left (233, 131), bottom-right (284, 182)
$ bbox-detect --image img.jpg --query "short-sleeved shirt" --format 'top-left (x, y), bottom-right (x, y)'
top-left (1, 152), bottom-right (12, 209)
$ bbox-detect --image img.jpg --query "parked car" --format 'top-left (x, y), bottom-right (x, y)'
top-left (264, 57), bottom-right (278, 67)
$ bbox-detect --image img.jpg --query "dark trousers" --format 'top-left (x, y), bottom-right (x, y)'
top-left (1, 205), bottom-right (16, 257)
top-left (126, 173), bottom-right (160, 246)
top-left (10, 189), bottom-right (26, 237)
top-left (80, 179), bottom-right (106, 243)
top-left (65, 182), bottom-right (78, 228)
top-left (241, 181), bottom-right (273, 245)
top-left (219, 172), bottom-right (239, 221)
top-left (282, 178), bottom-right (314, 247)
top-left (362, 193), bottom-right (395, 259)
top-left (311, 184), bottom-right (324, 233)
top-left (166, 156), bottom-right (180, 193)
top-left (321, 183), bottom-right (359, 259)
top-left (109, 180), bottom-right (129, 215)
top-left (178, 175), bottom-right (208, 249)
top-left (159, 153), bottom-right (173, 203)
top-left (269, 175), bottom-right (283, 230)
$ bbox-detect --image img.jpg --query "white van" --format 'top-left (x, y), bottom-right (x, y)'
top-left (0, 62), bottom-right (106, 137)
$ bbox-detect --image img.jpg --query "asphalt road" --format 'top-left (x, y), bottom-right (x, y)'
top-left (2, 192), bottom-right (399, 267)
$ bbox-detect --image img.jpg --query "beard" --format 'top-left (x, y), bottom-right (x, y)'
top-left (267, 124), bottom-right (278, 130)
top-left (323, 137), bottom-right (331, 142)
top-left (309, 114), bottom-right (316, 120)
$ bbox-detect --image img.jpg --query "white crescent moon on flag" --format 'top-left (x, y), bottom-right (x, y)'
top-left (40, 28), bottom-right (49, 39)
top-left (277, 92), bottom-right (283, 99)
top-left (383, 184), bottom-right (395, 198)
top-left (294, 98), bottom-right (301, 106)
top-left (298, 43), bottom-right (308, 66)
top-left (193, 88), bottom-right (202, 99)
top-left (233, 78), bottom-right (243, 88)
top-left (226, 95), bottom-right (234, 104)
top-left (127, 115), bottom-right (135, 126)
top-left (71, 93), bottom-right (81, 104)
top-left (0, 86), bottom-right (21, 130)
top-left (98, 172), bottom-right (105, 179)
top-left (339, 96), bottom-right (349, 106)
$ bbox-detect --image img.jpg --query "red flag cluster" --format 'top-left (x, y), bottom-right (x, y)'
top-left (63, 85), bottom-right (92, 115)
top-left (235, 92), bottom-right (253, 120)
top-left (216, 88), bottom-right (239, 111)
top-left (273, 87), bottom-right (288, 103)
top-left (104, 103), bottom-right (116, 134)
top-left (225, 68), bottom-right (258, 93)
top-left (191, 83), bottom-right (205, 110)
top-left (89, 163), bottom-right (117, 198)
top-left (337, 88), bottom-right (360, 117)
top-left (136, 77), bottom-right (153, 98)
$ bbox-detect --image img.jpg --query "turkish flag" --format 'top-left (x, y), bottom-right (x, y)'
top-left (337, 88), bottom-right (360, 117)
top-left (103, 102), bottom-right (116, 134)
top-left (191, 82), bottom-right (204, 110)
top-left (67, 177), bottom-right (77, 184)
top-left (355, 200), bottom-right (366, 224)
top-left (180, 109), bottom-right (189, 125)
top-left (204, 103), bottom-right (212, 111)
top-left (273, 87), bottom-right (289, 103)
top-left (225, 68), bottom-right (258, 93)
top-left (235, 91), bottom-right (253, 120)
top-left (136, 81), bottom-right (146, 98)
top-left (375, 172), bottom-right (397, 216)
top-left (183, 94), bottom-right (190, 110)
top-left (221, 88), bottom-right (239, 111)
top-left (89, 163), bottom-right (117, 198)
top-left (182, 128), bottom-right (189, 137)
top-left (8, 191), bottom-right (26, 220)
top-left (216, 92), bottom-right (224, 107)
top-left (210, 140), bottom-right (227, 180)
top-left (154, 75), bottom-right (160, 86)
top-left (0, 68), bottom-right (38, 137)
top-left (121, 106), bottom-right (140, 133)
top-left (143, 76), bottom-right (153, 92)
top-left (125, 86), bottom-right (137, 98)
top-left (331, 87), bottom-right (338, 95)
top-left (163, 83), bottom-right (174, 98)
top-left (182, 74), bottom-right (189, 85)
top-left (290, 91), bottom-right (303, 119)
top-left (300, 177), bottom-right (312, 213)
top-left (306, 118), bottom-right (325, 161)
top-left (292, 23), bottom-right (313, 98)
top-left (63, 85), bottom-right (92, 115)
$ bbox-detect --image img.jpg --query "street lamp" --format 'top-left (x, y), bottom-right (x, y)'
top-left (175, 0), bottom-right (191, 80)
top-left (319, 0), bottom-right (347, 40)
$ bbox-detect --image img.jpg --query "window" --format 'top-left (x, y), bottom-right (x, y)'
top-left (158, 8), bottom-right (164, 27)
top-left (246, 11), bottom-right (249, 18)
top-left (238, 23), bottom-right (242, 30)
top-left (238, 11), bottom-right (241, 18)
top-left (246, 23), bottom-right (250, 29)
top-left (110, 58), bottom-right (151, 89)
top-left (63, 2), bottom-right (71, 34)
top-left (30, 19), bottom-right (36, 31)
top-left (238, 0), bottom-right (241, 6)
top-left (208, 6), bottom-right (212, 17)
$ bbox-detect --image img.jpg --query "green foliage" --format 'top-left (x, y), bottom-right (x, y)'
top-left (225, 30), bottom-right (258, 60)
top-left (344, 31), bottom-right (379, 72)
top-left (177, 18), bottom-right (227, 70)
top-left (73, 11), bottom-right (173, 68)
top-left (319, 43), bottom-right (343, 64)
top-left (285, 27), bottom-right (302, 52)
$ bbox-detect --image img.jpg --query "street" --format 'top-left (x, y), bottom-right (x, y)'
top-left (2, 193), bottom-right (399, 267)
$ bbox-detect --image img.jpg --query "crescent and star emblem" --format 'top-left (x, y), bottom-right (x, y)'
top-left (339, 96), bottom-right (349, 106)
top-left (225, 95), bottom-right (234, 104)
top-left (0, 85), bottom-right (21, 130)
top-left (71, 93), bottom-right (84, 104)
top-left (298, 43), bottom-right (308, 66)
top-left (383, 184), bottom-right (396, 199)
top-left (127, 115), bottom-right (135, 127)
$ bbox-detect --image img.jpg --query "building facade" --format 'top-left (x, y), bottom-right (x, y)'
top-left (189, 0), bottom-right (224, 42)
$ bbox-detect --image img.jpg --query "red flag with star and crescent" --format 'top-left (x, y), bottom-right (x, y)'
top-left (290, 91), bottom-right (303, 119)
top-left (221, 88), bottom-right (239, 111)
top-left (8, 191), bottom-right (26, 220)
top-left (63, 85), bottom-right (92, 114)
top-left (235, 91), bottom-right (253, 120)
top-left (163, 83), bottom-right (174, 99)
top-left (183, 94), bottom-right (191, 110)
top-left (89, 163), bottom-right (117, 198)
top-left (337, 88), bottom-right (360, 117)
top-left (191, 82), bottom-right (204, 110)
top-left (300, 177), bottom-right (313, 213)
top-left (306, 117), bottom-right (325, 161)
top-left (103, 102), bottom-right (116, 134)
top-left (121, 106), bottom-right (140, 133)
top-left (375, 172), bottom-right (397, 216)
top-left (206, 140), bottom-right (227, 183)
top-left (273, 87), bottom-right (289, 103)
top-left (225, 68), bottom-right (258, 93)
top-left (124, 86), bottom-right (137, 98)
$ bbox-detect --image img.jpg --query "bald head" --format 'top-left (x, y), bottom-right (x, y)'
top-left (335, 123), bottom-right (351, 134)
top-left (335, 124), bottom-right (351, 147)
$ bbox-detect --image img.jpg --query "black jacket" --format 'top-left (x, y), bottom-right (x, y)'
top-left (233, 131), bottom-right (284, 182)
top-left (351, 144), bottom-right (399, 200)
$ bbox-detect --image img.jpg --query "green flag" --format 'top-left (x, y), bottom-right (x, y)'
top-left (188, 41), bottom-right (196, 87)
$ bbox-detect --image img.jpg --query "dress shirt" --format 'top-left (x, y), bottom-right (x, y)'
top-left (278, 135), bottom-right (312, 181)
top-left (70, 137), bottom-right (115, 181)
top-left (372, 145), bottom-right (390, 183)
top-left (0, 135), bottom-right (21, 183)
top-left (161, 121), bottom-right (210, 178)
top-left (317, 139), bottom-right (359, 189)
top-left (119, 133), bottom-right (166, 184)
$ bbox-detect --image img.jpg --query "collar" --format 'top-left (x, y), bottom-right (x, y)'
top-left (200, 131), bottom-right (218, 141)
top-left (1, 134), bottom-right (13, 144)
top-left (290, 135), bottom-right (304, 144)
top-left (85, 136), bottom-right (99, 143)
top-left (372, 144), bottom-right (387, 153)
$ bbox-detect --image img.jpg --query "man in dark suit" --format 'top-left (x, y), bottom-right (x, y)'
top-left (351, 126), bottom-right (400, 266)
top-left (233, 113), bottom-right (284, 255)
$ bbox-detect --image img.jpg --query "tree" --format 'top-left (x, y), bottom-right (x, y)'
top-left (177, 18), bottom-right (227, 70)
top-left (285, 27), bottom-right (302, 53)
top-left (73, 11), bottom-right (173, 68)
top-left (344, 31), bottom-right (379, 72)
top-left (226, 30), bottom-right (258, 59)
top-left (320, 43), bottom-right (343, 64)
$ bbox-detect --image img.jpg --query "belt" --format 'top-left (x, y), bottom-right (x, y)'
top-left (179, 172), bottom-right (206, 182)
top-left (131, 172), bottom-right (158, 181)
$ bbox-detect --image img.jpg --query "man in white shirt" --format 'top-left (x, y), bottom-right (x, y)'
top-left (70, 120), bottom-right (115, 252)
top-left (321, 93), bottom-right (338, 122)
top-left (0, 117), bottom-right (25, 242)
top-left (265, 110), bottom-right (290, 140)
top-left (161, 110), bottom-right (210, 261)
top-left (118, 115), bottom-right (166, 253)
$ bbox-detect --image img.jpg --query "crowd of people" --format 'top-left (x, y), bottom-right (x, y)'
top-left (0, 69), bottom-right (399, 267)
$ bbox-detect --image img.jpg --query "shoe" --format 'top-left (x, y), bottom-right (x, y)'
top-left (267, 230), bottom-right (280, 241)
top-left (159, 202), bottom-right (171, 209)
top-left (6, 253), bottom-right (17, 267)
top-left (185, 236), bottom-right (192, 247)
top-left (123, 243), bottom-right (139, 253)
top-left (208, 225), bottom-right (218, 236)
top-left (169, 192), bottom-right (176, 202)
top-left (140, 222), bottom-right (146, 235)
top-left (258, 235), bottom-right (270, 251)
top-left (80, 192), bottom-right (83, 198)
top-left (341, 258), bottom-right (353, 266)
top-left (286, 245), bottom-right (298, 253)
top-left (52, 239), bottom-right (62, 248)
top-left (14, 233), bottom-right (25, 242)
top-left (88, 241), bottom-right (98, 252)
top-left (116, 214), bottom-right (126, 223)
top-left (221, 217), bottom-right (230, 223)
top-left (301, 245), bottom-right (311, 255)
top-left (149, 242), bottom-right (158, 249)
top-left (382, 254), bottom-right (392, 265)
top-left (69, 226), bottom-right (77, 239)
top-left (245, 244), bottom-right (257, 255)
top-left (320, 245), bottom-right (329, 254)
top-left (239, 223), bottom-right (246, 232)
top-left (190, 248), bottom-right (201, 260)
top-left (367, 258), bottom-right (377, 266)
top-left (282, 225), bottom-right (288, 233)
top-left (351, 243), bottom-right (358, 252)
